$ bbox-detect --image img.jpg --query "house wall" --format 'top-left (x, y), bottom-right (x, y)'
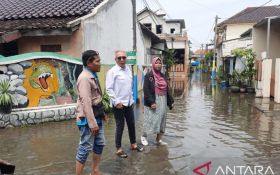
top-left (165, 23), bottom-right (181, 34)
top-left (226, 23), bottom-right (254, 40)
top-left (136, 24), bottom-right (145, 66)
top-left (138, 11), bottom-right (182, 35)
top-left (222, 37), bottom-right (253, 57)
top-left (83, 0), bottom-right (133, 64)
top-left (253, 24), bottom-right (280, 97)
top-left (83, 0), bottom-right (144, 65)
top-left (253, 26), bottom-right (267, 60)
top-left (167, 40), bottom-right (185, 49)
top-left (18, 29), bottom-right (83, 59)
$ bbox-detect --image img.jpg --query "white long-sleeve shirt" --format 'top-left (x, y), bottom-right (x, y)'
top-left (106, 64), bottom-right (134, 107)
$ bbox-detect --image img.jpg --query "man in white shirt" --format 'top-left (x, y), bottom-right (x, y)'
top-left (106, 50), bottom-right (143, 158)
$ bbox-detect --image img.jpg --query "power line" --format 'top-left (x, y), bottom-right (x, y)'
top-left (141, 0), bottom-right (159, 24)
top-left (220, 0), bottom-right (274, 23)
top-left (187, 0), bottom-right (226, 16)
top-left (205, 22), bottom-right (215, 44)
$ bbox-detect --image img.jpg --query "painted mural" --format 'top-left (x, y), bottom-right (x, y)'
top-left (0, 53), bottom-right (83, 108)
top-left (0, 52), bottom-right (145, 109)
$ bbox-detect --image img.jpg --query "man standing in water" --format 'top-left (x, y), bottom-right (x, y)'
top-left (106, 50), bottom-right (143, 158)
top-left (75, 50), bottom-right (105, 175)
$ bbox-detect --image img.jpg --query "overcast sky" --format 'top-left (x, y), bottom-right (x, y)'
top-left (137, 0), bottom-right (280, 51)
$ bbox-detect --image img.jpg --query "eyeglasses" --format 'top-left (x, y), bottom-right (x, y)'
top-left (117, 56), bottom-right (126, 61)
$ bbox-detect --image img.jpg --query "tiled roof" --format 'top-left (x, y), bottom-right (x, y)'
top-left (0, 17), bottom-right (77, 33)
top-left (219, 5), bottom-right (280, 26)
top-left (0, 0), bottom-right (104, 33)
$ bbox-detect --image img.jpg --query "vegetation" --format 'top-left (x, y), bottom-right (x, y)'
top-left (0, 80), bottom-right (15, 113)
top-left (165, 49), bottom-right (176, 78)
top-left (232, 48), bottom-right (256, 87)
top-left (102, 90), bottom-right (112, 114)
top-left (205, 51), bottom-right (214, 61)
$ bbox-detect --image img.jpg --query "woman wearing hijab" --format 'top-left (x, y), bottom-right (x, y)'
top-left (141, 57), bottom-right (174, 146)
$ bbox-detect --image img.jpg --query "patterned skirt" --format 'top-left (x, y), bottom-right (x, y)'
top-left (143, 95), bottom-right (167, 135)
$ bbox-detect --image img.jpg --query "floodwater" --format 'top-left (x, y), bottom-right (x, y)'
top-left (1, 71), bottom-right (280, 175)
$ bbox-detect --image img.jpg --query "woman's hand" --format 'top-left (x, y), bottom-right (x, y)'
top-left (150, 103), bottom-right (156, 109)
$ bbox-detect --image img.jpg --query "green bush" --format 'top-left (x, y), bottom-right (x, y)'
top-left (0, 80), bottom-right (15, 113)
top-left (102, 90), bottom-right (112, 114)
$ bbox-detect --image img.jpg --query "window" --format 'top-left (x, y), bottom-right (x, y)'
top-left (156, 25), bottom-right (162, 34)
top-left (41, 44), bottom-right (62, 52)
top-left (170, 28), bottom-right (175, 34)
top-left (143, 23), bottom-right (152, 31)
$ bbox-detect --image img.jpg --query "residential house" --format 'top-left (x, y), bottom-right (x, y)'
top-left (0, 0), bottom-right (146, 108)
top-left (137, 8), bottom-right (189, 77)
top-left (251, 16), bottom-right (280, 99)
top-left (139, 23), bottom-right (167, 68)
top-left (216, 6), bottom-right (280, 75)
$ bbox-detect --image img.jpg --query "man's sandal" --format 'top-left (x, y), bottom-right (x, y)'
top-left (116, 151), bottom-right (128, 158)
top-left (131, 145), bottom-right (144, 152)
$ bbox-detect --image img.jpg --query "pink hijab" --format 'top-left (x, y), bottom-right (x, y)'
top-left (152, 57), bottom-right (167, 96)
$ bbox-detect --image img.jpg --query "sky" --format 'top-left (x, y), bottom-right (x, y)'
top-left (137, 0), bottom-right (280, 51)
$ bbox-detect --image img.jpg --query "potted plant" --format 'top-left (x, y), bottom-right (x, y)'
top-left (232, 48), bottom-right (256, 93)
top-left (0, 80), bottom-right (15, 114)
top-left (239, 70), bottom-right (247, 93)
top-left (239, 49), bottom-right (256, 93)
top-left (229, 70), bottom-right (240, 93)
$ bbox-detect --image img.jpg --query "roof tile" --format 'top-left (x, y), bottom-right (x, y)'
top-left (219, 6), bottom-right (280, 26)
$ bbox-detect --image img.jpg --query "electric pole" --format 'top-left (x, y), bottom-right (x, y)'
top-left (132, 0), bottom-right (136, 51)
top-left (212, 15), bottom-right (219, 80)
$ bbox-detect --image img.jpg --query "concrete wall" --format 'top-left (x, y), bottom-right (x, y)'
top-left (167, 40), bottom-right (185, 49)
top-left (222, 37), bottom-right (252, 57)
top-left (0, 105), bottom-right (76, 128)
top-left (136, 24), bottom-right (145, 66)
top-left (18, 29), bottom-right (83, 59)
top-left (138, 11), bottom-right (182, 35)
top-left (138, 12), bottom-right (166, 34)
top-left (83, 0), bottom-right (134, 65)
top-left (252, 26), bottom-right (267, 60)
top-left (226, 23), bottom-right (254, 40)
top-left (166, 23), bottom-right (181, 34)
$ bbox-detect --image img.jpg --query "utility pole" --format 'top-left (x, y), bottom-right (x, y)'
top-left (212, 15), bottom-right (219, 80)
top-left (131, 0), bottom-right (137, 103)
top-left (132, 0), bottom-right (136, 51)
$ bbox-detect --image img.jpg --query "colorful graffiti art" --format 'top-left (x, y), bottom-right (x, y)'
top-left (24, 61), bottom-right (60, 107)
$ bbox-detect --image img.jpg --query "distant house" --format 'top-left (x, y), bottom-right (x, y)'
top-left (139, 23), bottom-right (167, 67)
top-left (216, 5), bottom-right (280, 72)
top-left (137, 8), bottom-right (189, 77)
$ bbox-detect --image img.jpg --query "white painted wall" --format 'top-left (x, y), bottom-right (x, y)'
top-left (165, 23), bottom-right (181, 34)
top-left (83, 0), bottom-right (134, 65)
top-left (226, 23), bottom-right (254, 40)
top-left (138, 11), bottom-right (166, 34)
top-left (253, 26), bottom-right (267, 60)
top-left (138, 11), bottom-right (183, 35)
top-left (136, 24), bottom-right (145, 66)
top-left (275, 58), bottom-right (280, 103)
top-left (222, 37), bottom-right (252, 57)
top-left (262, 59), bottom-right (272, 98)
top-left (167, 40), bottom-right (185, 49)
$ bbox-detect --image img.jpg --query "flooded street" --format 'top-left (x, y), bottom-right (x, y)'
top-left (1, 71), bottom-right (280, 175)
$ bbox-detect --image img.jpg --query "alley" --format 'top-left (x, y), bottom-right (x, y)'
top-left (1, 71), bottom-right (280, 175)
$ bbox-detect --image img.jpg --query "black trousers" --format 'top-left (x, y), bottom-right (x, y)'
top-left (113, 105), bottom-right (136, 148)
